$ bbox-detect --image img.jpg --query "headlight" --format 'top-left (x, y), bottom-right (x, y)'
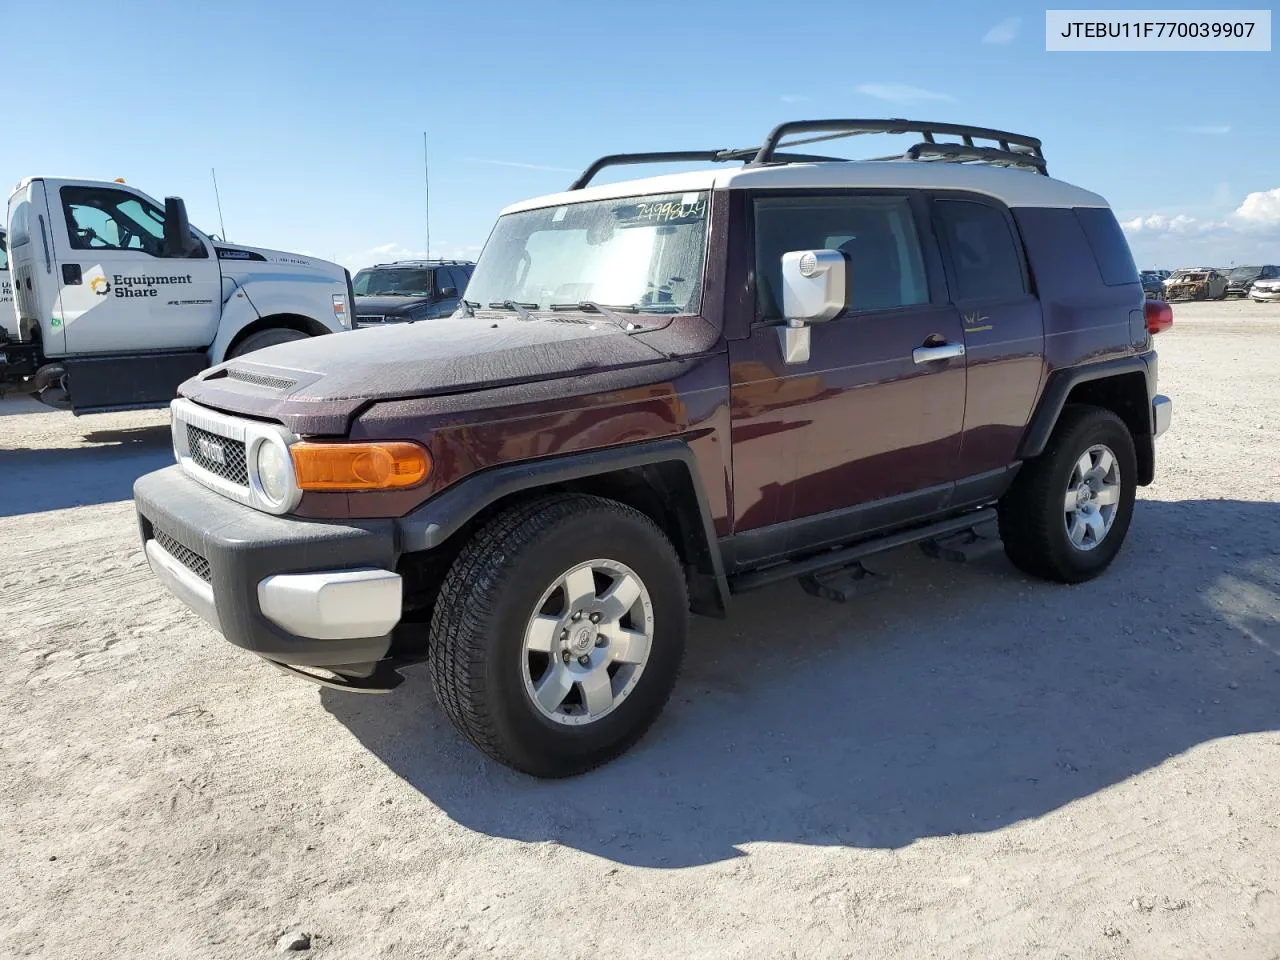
top-left (255, 440), bottom-right (293, 505)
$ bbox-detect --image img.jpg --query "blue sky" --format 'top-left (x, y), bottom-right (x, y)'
top-left (7, 0), bottom-right (1277, 270)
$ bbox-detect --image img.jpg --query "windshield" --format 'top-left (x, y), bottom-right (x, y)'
top-left (465, 192), bottom-right (709, 313)
top-left (0, 233), bottom-right (7, 271)
top-left (352, 268), bottom-right (434, 297)
top-left (1228, 265), bottom-right (1262, 280)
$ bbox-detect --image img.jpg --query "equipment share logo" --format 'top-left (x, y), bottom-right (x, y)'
top-left (90, 276), bottom-right (112, 296)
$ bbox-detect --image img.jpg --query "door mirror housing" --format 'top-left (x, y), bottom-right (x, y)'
top-left (780, 249), bottom-right (848, 324)
top-left (163, 196), bottom-right (197, 258)
top-left (439, 286), bottom-right (457, 298)
top-left (776, 249), bottom-right (848, 365)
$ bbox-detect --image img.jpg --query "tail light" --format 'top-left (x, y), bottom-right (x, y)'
top-left (1144, 299), bottom-right (1173, 335)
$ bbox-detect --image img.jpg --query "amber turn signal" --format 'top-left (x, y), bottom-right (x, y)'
top-left (291, 441), bottom-right (431, 491)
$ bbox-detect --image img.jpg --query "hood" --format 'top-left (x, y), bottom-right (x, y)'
top-left (213, 243), bottom-right (345, 281)
top-left (181, 311), bottom-right (681, 434)
top-left (353, 294), bottom-right (431, 317)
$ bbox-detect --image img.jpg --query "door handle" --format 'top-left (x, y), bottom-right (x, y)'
top-left (62, 263), bottom-right (83, 285)
top-left (912, 341), bottom-right (966, 364)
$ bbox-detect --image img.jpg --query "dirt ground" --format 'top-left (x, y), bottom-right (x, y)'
top-left (1, 300), bottom-right (1278, 960)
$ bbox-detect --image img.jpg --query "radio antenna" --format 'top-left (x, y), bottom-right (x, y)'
top-left (211, 167), bottom-right (228, 241)
top-left (423, 132), bottom-right (431, 260)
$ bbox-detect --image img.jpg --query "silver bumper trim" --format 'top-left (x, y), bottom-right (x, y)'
top-left (145, 539), bottom-right (219, 629)
top-left (257, 568), bottom-right (403, 641)
top-left (1153, 395), bottom-right (1172, 438)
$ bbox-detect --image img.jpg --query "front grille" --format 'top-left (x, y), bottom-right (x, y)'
top-left (227, 368), bottom-right (296, 390)
top-left (153, 528), bottom-right (211, 582)
top-left (356, 314), bottom-right (386, 325)
top-left (186, 424), bottom-right (249, 486)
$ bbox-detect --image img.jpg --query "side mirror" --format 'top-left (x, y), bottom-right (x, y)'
top-left (163, 196), bottom-right (196, 258)
top-left (439, 286), bottom-right (457, 298)
top-left (776, 249), bottom-right (848, 364)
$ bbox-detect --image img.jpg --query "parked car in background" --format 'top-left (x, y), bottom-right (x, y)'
top-left (1164, 268), bottom-right (1228, 301)
top-left (351, 260), bottom-right (475, 326)
top-left (1140, 271), bottom-right (1165, 299)
top-left (1225, 264), bottom-right (1280, 298)
top-left (1250, 277), bottom-right (1280, 302)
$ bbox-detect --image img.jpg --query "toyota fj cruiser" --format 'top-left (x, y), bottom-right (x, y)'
top-left (133, 119), bottom-right (1174, 778)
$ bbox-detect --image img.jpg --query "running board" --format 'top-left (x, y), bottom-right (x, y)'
top-left (729, 509), bottom-right (997, 593)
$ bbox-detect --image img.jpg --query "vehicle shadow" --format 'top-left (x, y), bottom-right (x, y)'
top-left (322, 497), bottom-right (1280, 867)
top-left (0, 425), bottom-right (173, 516)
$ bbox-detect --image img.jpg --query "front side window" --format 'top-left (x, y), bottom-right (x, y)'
top-left (0, 235), bottom-right (7, 271)
top-left (935, 199), bottom-right (1027, 301)
top-left (466, 192), bottom-right (709, 313)
top-left (352, 268), bottom-right (435, 297)
top-left (754, 194), bottom-right (928, 318)
top-left (60, 186), bottom-right (206, 258)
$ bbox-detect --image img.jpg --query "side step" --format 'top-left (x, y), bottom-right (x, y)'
top-left (919, 519), bottom-right (1003, 563)
top-left (730, 508), bottom-right (997, 593)
top-left (799, 562), bottom-right (889, 603)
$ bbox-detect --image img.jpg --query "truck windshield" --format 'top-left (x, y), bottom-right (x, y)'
top-left (466, 192), bottom-right (709, 314)
top-left (1228, 266), bottom-right (1262, 280)
top-left (0, 235), bottom-right (7, 271)
top-left (352, 268), bottom-right (434, 296)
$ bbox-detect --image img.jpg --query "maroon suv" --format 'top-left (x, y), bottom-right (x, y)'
top-left (134, 119), bottom-right (1174, 777)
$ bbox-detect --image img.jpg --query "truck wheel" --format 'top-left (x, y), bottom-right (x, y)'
top-left (427, 494), bottom-right (688, 777)
top-left (229, 327), bottom-right (308, 358)
top-left (998, 405), bottom-right (1137, 584)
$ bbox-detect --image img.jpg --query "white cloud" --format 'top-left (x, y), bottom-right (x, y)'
top-left (464, 157), bottom-right (578, 173)
top-left (1236, 187), bottom-right (1280, 224)
top-left (1175, 125), bottom-right (1231, 135)
top-left (855, 82), bottom-right (954, 105)
top-left (983, 17), bottom-right (1022, 44)
top-left (1121, 213), bottom-right (1217, 235)
top-left (339, 241), bottom-right (483, 273)
top-left (780, 94), bottom-right (811, 104)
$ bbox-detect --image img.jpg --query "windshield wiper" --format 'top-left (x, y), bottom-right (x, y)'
top-left (549, 300), bottom-right (644, 331)
top-left (488, 300), bottom-right (538, 321)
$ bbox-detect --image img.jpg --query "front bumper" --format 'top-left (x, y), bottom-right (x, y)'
top-left (1251, 288), bottom-right (1280, 302)
top-left (134, 466), bottom-right (402, 672)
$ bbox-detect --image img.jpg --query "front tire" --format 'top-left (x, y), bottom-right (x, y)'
top-left (998, 405), bottom-right (1138, 584)
top-left (229, 327), bottom-right (309, 358)
top-left (427, 494), bottom-right (688, 777)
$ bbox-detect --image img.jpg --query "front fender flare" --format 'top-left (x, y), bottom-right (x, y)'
top-left (396, 439), bottom-right (730, 616)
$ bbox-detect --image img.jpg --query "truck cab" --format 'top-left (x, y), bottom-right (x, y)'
top-left (0, 228), bottom-right (11, 330)
top-left (2, 177), bottom-right (354, 414)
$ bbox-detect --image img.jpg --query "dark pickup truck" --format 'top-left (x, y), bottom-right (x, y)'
top-left (134, 119), bottom-right (1173, 777)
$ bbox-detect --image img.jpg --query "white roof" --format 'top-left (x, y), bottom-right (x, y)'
top-left (501, 161), bottom-right (1108, 215)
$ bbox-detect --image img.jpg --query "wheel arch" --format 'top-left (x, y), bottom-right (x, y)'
top-left (220, 313), bottom-right (331, 361)
top-left (397, 440), bottom-right (729, 618)
top-left (1018, 356), bottom-right (1156, 485)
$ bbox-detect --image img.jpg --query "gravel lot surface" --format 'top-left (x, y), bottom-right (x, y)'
top-left (1, 300), bottom-right (1278, 960)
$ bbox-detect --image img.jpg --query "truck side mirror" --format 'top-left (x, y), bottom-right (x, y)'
top-left (163, 196), bottom-right (196, 258)
top-left (439, 286), bottom-right (457, 298)
top-left (777, 249), bottom-right (849, 364)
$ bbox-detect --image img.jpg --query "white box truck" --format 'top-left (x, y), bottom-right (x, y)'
top-left (1, 177), bottom-right (354, 414)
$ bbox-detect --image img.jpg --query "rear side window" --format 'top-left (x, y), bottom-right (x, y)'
top-left (934, 199), bottom-right (1026, 301)
top-left (1075, 207), bottom-right (1138, 286)
top-left (9, 200), bottom-right (30, 246)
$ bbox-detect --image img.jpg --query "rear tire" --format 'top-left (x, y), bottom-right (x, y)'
top-left (228, 327), bottom-right (309, 358)
top-left (998, 405), bottom-right (1137, 584)
top-left (427, 494), bottom-right (688, 778)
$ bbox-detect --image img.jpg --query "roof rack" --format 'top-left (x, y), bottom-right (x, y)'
top-left (568, 117), bottom-right (1047, 189)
